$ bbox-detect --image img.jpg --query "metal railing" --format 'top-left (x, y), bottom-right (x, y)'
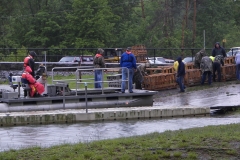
top-left (74, 67), bottom-right (129, 95)
top-left (51, 66), bottom-right (130, 113)
top-left (0, 48), bottom-right (237, 62)
top-left (51, 66), bottom-right (130, 95)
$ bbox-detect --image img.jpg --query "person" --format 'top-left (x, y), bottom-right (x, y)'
top-left (24, 51), bottom-right (37, 77)
top-left (200, 56), bottom-right (213, 85)
top-left (194, 49), bottom-right (206, 69)
top-left (173, 60), bottom-right (179, 72)
top-left (213, 55), bottom-right (224, 82)
top-left (235, 53), bottom-right (240, 80)
top-left (93, 48), bottom-right (106, 88)
top-left (21, 66), bottom-right (45, 97)
top-left (133, 64), bottom-right (147, 89)
top-left (209, 56), bottom-right (215, 62)
top-left (212, 42), bottom-right (226, 58)
top-left (35, 63), bottom-right (46, 80)
top-left (211, 42), bottom-right (226, 82)
top-left (176, 57), bottom-right (185, 92)
top-left (120, 47), bottom-right (137, 93)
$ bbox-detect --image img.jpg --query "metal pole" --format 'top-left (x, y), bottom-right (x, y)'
top-left (191, 49), bottom-right (194, 61)
top-left (128, 68), bottom-right (130, 93)
top-left (44, 51), bottom-right (47, 69)
top-left (63, 84), bottom-right (65, 109)
top-left (18, 82), bottom-right (20, 98)
top-left (203, 30), bottom-right (205, 49)
top-left (154, 49), bottom-right (156, 63)
top-left (101, 69), bottom-right (104, 94)
top-left (75, 70), bottom-right (78, 96)
top-left (85, 82), bottom-right (88, 113)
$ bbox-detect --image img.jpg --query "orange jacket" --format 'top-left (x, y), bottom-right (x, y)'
top-left (22, 66), bottom-right (44, 97)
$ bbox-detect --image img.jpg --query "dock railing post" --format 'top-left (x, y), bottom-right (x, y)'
top-left (85, 82), bottom-right (88, 113)
top-left (127, 68), bottom-right (130, 93)
top-left (101, 68), bottom-right (104, 95)
top-left (63, 83), bottom-right (65, 109)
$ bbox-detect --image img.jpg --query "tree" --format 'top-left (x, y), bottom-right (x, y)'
top-left (62, 0), bottom-right (118, 48)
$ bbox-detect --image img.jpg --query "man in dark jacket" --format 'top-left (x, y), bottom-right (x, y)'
top-left (212, 42), bottom-right (226, 58)
top-left (176, 57), bottom-right (186, 92)
top-left (93, 48), bottom-right (106, 88)
top-left (120, 47), bottom-right (137, 93)
top-left (211, 42), bottom-right (226, 82)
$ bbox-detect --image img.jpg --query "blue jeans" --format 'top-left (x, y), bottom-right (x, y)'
top-left (94, 70), bottom-right (102, 88)
top-left (177, 76), bottom-right (185, 92)
top-left (236, 64), bottom-right (240, 80)
top-left (201, 71), bottom-right (212, 85)
top-left (121, 68), bottom-right (134, 92)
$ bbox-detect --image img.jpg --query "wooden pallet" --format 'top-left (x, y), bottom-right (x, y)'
top-left (146, 67), bottom-right (174, 75)
top-left (224, 57), bottom-right (235, 65)
top-left (143, 73), bottom-right (177, 90)
top-left (185, 62), bottom-right (194, 70)
top-left (184, 69), bottom-right (201, 86)
top-left (131, 45), bottom-right (147, 63)
top-left (221, 64), bottom-right (236, 81)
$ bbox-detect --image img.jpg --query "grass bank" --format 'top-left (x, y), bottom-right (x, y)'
top-left (1, 123), bottom-right (240, 160)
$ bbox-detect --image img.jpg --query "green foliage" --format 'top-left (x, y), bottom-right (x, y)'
top-left (0, 0), bottom-right (239, 55)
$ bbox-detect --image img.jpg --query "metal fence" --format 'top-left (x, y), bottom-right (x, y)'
top-left (0, 48), bottom-right (234, 62)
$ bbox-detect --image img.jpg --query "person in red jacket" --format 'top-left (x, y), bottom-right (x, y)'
top-left (23, 51), bottom-right (37, 77)
top-left (22, 66), bottom-right (45, 97)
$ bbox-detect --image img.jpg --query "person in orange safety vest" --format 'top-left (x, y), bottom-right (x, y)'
top-left (23, 51), bottom-right (37, 77)
top-left (21, 66), bottom-right (45, 97)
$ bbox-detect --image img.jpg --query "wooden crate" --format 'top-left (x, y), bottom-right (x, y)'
top-left (221, 64), bottom-right (236, 81)
top-left (146, 67), bottom-right (174, 75)
top-left (143, 73), bottom-right (177, 91)
top-left (224, 57), bottom-right (235, 65)
top-left (131, 45), bottom-right (147, 63)
top-left (184, 69), bottom-right (201, 86)
top-left (185, 62), bottom-right (194, 70)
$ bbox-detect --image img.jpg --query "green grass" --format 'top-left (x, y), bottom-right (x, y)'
top-left (1, 124), bottom-right (240, 159)
top-left (48, 72), bottom-right (118, 89)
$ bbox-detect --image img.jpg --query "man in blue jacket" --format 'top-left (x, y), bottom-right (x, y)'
top-left (176, 57), bottom-right (186, 92)
top-left (120, 47), bottom-right (137, 93)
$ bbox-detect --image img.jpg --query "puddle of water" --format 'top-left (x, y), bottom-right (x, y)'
top-left (154, 84), bottom-right (240, 107)
top-left (0, 114), bottom-right (240, 152)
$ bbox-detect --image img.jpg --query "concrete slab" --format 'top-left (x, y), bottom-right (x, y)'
top-left (0, 106), bottom-right (209, 126)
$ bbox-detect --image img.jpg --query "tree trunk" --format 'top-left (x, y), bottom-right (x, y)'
top-left (181, 0), bottom-right (189, 57)
top-left (192, 0), bottom-right (197, 48)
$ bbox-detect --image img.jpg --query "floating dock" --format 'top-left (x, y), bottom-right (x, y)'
top-left (0, 66), bottom-right (213, 126)
top-left (0, 106), bottom-right (210, 126)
